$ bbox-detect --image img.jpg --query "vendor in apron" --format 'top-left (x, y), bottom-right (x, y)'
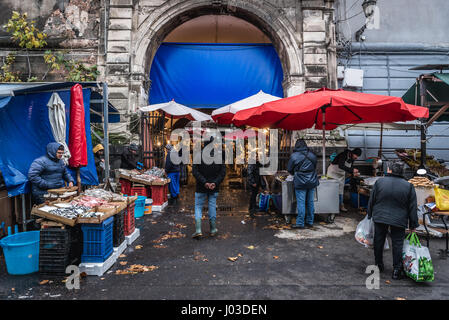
top-left (327, 148), bottom-right (362, 212)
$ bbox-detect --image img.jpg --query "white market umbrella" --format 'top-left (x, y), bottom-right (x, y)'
top-left (47, 92), bottom-right (71, 164)
top-left (211, 90), bottom-right (281, 124)
top-left (140, 100), bottom-right (212, 122)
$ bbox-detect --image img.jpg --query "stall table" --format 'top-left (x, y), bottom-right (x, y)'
top-left (281, 178), bottom-right (339, 223)
top-left (422, 210), bottom-right (449, 258)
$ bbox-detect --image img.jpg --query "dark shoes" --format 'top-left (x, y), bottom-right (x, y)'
top-left (392, 268), bottom-right (404, 280)
top-left (305, 224), bottom-right (314, 229)
top-left (291, 225), bottom-right (305, 229)
top-left (376, 263), bottom-right (385, 273)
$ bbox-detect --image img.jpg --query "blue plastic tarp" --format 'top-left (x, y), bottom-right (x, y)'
top-left (0, 88), bottom-right (99, 197)
top-left (149, 43), bottom-right (284, 108)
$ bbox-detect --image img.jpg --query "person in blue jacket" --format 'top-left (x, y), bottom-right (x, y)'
top-left (28, 142), bottom-right (75, 205)
top-left (165, 144), bottom-right (181, 204)
top-left (287, 139), bottom-right (319, 229)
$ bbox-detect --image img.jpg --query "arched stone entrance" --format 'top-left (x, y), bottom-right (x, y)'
top-left (105, 0), bottom-right (336, 126)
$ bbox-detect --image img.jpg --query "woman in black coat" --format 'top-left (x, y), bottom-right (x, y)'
top-left (367, 161), bottom-right (418, 279)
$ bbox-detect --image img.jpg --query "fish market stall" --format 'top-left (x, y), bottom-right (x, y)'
top-left (30, 188), bottom-right (139, 277)
top-left (118, 168), bottom-right (171, 212)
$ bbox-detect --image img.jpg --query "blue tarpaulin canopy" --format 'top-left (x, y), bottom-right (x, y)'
top-left (149, 43), bottom-right (284, 108)
top-left (0, 83), bottom-right (99, 197)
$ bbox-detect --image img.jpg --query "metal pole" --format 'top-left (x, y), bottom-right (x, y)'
top-left (419, 76), bottom-right (427, 169)
top-left (378, 123), bottom-right (383, 158)
top-left (21, 194), bottom-right (26, 231)
top-left (103, 82), bottom-right (110, 183)
top-left (322, 107), bottom-right (326, 177)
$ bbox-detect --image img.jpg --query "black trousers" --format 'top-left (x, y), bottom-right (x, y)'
top-left (249, 186), bottom-right (259, 213)
top-left (374, 222), bottom-right (405, 269)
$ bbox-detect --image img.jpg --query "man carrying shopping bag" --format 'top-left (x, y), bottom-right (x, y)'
top-left (367, 161), bottom-right (419, 280)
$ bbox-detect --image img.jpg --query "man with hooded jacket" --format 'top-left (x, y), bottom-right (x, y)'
top-left (191, 137), bottom-right (226, 238)
top-left (287, 139), bottom-right (319, 229)
top-left (28, 142), bottom-right (75, 205)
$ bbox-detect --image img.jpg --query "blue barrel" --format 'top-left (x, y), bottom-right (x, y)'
top-left (0, 230), bottom-right (40, 275)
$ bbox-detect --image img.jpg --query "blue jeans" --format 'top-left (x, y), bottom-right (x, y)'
top-left (167, 172), bottom-right (180, 198)
top-left (195, 192), bottom-right (218, 220)
top-left (295, 188), bottom-right (315, 227)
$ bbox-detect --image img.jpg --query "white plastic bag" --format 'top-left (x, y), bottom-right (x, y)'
top-left (355, 216), bottom-right (374, 247)
top-left (355, 216), bottom-right (389, 249)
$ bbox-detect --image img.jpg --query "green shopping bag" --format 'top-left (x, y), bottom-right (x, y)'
top-left (402, 232), bottom-right (434, 282)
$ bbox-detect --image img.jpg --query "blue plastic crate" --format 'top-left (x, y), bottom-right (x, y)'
top-left (81, 217), bottom-right (114, 263)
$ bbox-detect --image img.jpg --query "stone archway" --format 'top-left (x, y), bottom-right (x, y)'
top-left (105, 0), bottom-right (336, 122)
top-left (133, 1), bottom-right (304, 99)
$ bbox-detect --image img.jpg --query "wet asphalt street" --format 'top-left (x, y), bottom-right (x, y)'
top-left (1, 185), bottom-right (449, 301)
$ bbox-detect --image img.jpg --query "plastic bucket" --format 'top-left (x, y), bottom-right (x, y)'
top-left (134, 196), bottom-right (147, 218)
top-left (144, 198), bottom-right (153, 215)
top-left (0, 231), bottom-right (40, 275)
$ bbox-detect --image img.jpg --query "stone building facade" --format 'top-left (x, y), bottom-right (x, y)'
top-left (0, 0), bottom-right (338, 131)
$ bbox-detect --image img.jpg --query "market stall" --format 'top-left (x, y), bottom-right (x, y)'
top-left (118, 167), bottom-right (171, 212)
top-left (232, 87), bottom-right (429, 222)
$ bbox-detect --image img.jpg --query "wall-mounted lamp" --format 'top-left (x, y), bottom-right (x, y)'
top-left (355, 0), bottom-right (377, 42)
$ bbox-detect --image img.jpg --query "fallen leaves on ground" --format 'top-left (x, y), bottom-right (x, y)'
top-left (228, 257), bottom-right (239, 262)
top-left (395, 297), bottom-right (406, 300)
top-left (174, 223), bottom-right (187, 229)
top-left (273, 256), bottom-right (279, 260)
top-left (194, 252), bottom-right (206, 261)
top-left (119, 254), bottom-right (126, 258)
top-left (385, 280), bottom-right (391, 284)
top-left (217, 232), bottom-right (230, 240)
top-left (135, 245), bottom-right (143, 249)
top-left (152, 231), bottom-right (186, 243)
top-left (246, 245), bottom-right (256, 250)
top-left (153, 244), bottom-right (167, 249)
top-left (237, 253), bottom-right (243, 257)
top-left (263, 224), bottom-right (291, 230)
top-left (151, 221), bottom-right (157, 225)
top-left (80, 272), bottom-right (87, 278)
top-left (119, 261), bottom-right (128, 266)
top-left (319, 222), bottom-right (326, 225)
top-left (39, 280), bottom-right (49, 285)
top-left (100, 278), bottom-right (105, 280)
top-left (317, 246), bottom-right (324, 249)
top-left (203, 259), bottom-right (208, 262)
top-left (116, 264), bottom-right (159, 275)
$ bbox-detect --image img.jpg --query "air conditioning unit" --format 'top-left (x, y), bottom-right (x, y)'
top-left (343, 68), bottom-right (364, 88)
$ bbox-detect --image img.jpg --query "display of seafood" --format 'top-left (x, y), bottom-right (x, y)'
top-left (145, 167), bottom-right (166, 178)
top-left (71, 195), bottom-right (109, 208)
top-left (84, 188), bottom-right (126, 202)
top-left (48, 204), bottom-right (96, 219)
top-left (408, 176), bottom-right (435, 188)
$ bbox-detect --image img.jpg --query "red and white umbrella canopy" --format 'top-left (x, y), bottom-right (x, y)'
top-left (211, 90), bottom-right (281, 124)
top-left (140, 100), bottom-right (212, 122)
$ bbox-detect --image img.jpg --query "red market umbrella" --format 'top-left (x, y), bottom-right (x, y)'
top-left (224, 129), bottom-right (258, 140)
top-left (68, 84), bottom-right (87, 193)
top-left (232, 87), bottom-right (429, 174)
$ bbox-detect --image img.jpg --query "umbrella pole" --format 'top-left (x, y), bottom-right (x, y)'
top-left (378, 123), bottom-right (383, 158)
top-left (322, 108), bottom-right (326, 177)
top-left (76, 168), bottom-right (81, 195)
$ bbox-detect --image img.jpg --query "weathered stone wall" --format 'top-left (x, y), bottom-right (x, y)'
top-left (0, 0), bottom-right (102, 81)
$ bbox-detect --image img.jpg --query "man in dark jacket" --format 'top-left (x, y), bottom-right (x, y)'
top-left (327, 148), bottom-right (362, 212)
top-left (191, 138), bottom-right (226, 238)
top-left (120, 143), bottom-right (139, 170)
top-left (247, 161), bottom-right (267, 217)
top-left (287, 139), bottom-right (319, 229)
top-left (367, 161), bottom-right (418, 280)
top-left (28, 142), bottom-right (75, 205)
top-left (165, 144), bottom-right (181, 204)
